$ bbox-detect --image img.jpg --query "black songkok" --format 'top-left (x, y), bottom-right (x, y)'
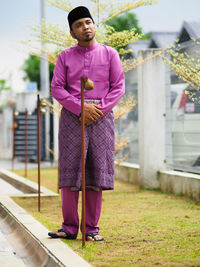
top-left (68, 6), bottom-right (94, 30)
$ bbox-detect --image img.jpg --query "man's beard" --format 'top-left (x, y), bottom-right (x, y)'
top-left (75, 32), bottom-right (95, 42)
top-left (84, 35), bottom-right (94, 42)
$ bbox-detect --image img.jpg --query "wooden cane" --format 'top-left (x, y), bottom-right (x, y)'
top-left (81, 77), bottom-right (86, 246)
top-left (25, 109), bottom-right (28, 177)
top-left (12, 110), bottom-right (15, 171)
top-left (81, 77), bottom-right (94, 246)
top-left (37, 94), bottom-right (41, 212)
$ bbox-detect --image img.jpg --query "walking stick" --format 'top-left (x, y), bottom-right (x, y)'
top-left (37, 94), bottom-right (41, 212)
top-left (25, 109), bottom-right (28, 177)
top-left (81, 77), bottom-right (94, 247)
top-left (12, 110), bottom-right (15, 171)
top-left (12, 110), bottom-right (18, 171)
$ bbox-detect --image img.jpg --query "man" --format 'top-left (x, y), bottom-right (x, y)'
top-left (48, 6), bottom-right (125, 241)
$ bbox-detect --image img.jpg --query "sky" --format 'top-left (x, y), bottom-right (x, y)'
top-left (0, 0), bottom-right (200, 92)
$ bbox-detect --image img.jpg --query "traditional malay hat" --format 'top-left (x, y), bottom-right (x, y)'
top-left (68, 6), bottom-right (94, 30)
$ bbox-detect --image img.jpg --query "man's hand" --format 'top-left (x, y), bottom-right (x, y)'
top-left (79, 103), bottom-right (103, 125)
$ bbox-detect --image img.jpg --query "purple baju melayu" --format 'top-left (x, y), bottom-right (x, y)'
top-left (51, 40), bottom-right (125, 234)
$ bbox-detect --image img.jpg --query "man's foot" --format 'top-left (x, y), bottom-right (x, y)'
top-left (48, 229), bottom-right (77, 240)
top-left (86, 232), bottom-right (104, 241)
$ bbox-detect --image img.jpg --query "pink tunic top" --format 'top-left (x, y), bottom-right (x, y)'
top-left (51, 40), bottom-right (125, 116)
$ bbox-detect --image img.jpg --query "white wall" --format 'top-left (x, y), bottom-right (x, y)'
top-left (16, 91), bottom-right (37, 113)
top-left (138, 49), bottom-right (170, 188)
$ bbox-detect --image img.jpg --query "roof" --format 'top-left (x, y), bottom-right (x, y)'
top-left (178, 20), bottom-right (200, 43)
top-left (126, 40), bottom-right (150, 57)
top-left (149, 32), bottom-right (178, 48)
top-left (126, 20), bottom-right (200, 57)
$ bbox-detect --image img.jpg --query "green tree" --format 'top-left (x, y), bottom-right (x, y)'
top-left (106, 12), bottom-right (142, 33)
top-left (106, 12), bottom-right (151, 39)
top-left (0, 79), bottom-right (10, 109)
top-left (0, 79), bottom-right (10, 92)
top-left (105, 12), bottom-right (151, 56)
top-left (22, 55), bottom-right (54, 90)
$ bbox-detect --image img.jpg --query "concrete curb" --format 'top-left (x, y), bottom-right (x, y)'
top-left (0, 169), bottom-right (92, 267)
top-left (0, 168), bottom-right (57, 197)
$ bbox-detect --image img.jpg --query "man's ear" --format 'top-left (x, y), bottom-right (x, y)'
top-left (70, 30), bottom-right (75, 39)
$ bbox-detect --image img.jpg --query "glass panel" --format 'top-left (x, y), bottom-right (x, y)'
top-left (115, 69), bottom-right (138, 164)
top-left (167, 83), bottom-right (200, 174)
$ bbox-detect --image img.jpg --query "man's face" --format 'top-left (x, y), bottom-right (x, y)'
top-left (70, 17), bottom-right (95, 43)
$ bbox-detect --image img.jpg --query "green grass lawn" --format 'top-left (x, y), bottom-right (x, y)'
top-left (12, 168), bottom-right (200, 266)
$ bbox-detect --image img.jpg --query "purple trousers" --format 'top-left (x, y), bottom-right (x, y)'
top-left (61, 187), bottom-right (102, 236)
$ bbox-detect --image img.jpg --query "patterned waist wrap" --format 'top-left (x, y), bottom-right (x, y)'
top-left (59, 101), bottom-right (115, 191)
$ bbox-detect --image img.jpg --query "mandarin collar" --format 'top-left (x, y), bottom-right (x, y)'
top-left (76, 40), bottom-right (98, 52)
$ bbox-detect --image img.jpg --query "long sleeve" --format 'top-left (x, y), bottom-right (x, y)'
top-left (51, 52), bottom-right (82, 116)
top-left (98, 49), bottom-right (125, 115)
